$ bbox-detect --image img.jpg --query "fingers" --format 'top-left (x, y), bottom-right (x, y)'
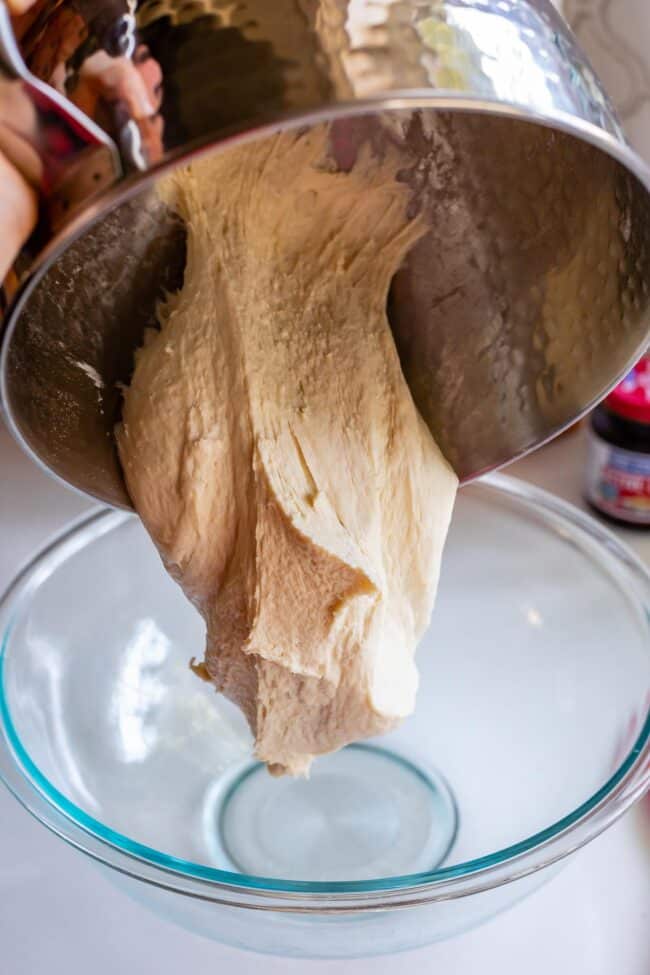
top-left (5, 0), bottom-right (39, 15)
top-left (0, 151), bottom-right (37, 282)
top-left (69, 46), bottom-right (165, 163)
top-left (0, 0), bottom-right (41, 282)
top-left (76, 50), bottom-right (158, 119)
top-left (134, 47), bottom-right (163, 113)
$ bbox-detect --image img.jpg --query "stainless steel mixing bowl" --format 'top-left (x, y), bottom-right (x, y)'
top-left (1, 0), bottom-right (650, 508)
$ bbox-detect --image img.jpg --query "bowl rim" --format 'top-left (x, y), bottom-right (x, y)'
top-left (0, 472), bottom-right (648, 912)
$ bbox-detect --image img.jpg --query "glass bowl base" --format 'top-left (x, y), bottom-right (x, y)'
top-left (203, 744), bottom-right (458, 882)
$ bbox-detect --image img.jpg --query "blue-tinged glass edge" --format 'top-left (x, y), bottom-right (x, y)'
top-left (1, 617), bottom-right (649, 896)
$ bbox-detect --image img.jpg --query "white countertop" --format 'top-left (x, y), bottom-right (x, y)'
top-left (1, 419), bottom-right (649, 975)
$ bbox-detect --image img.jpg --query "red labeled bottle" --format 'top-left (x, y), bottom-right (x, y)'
top-left (585, 355), bottom-right (650, 528)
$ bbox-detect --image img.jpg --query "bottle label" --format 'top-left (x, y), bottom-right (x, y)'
top-left (585, 430), bottom-right (650, 524)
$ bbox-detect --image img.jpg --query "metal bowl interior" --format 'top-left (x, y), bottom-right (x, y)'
top-left (2, 105), bottom-right (650, 507)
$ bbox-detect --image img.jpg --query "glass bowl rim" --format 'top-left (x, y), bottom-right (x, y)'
top-left (0, 472), bottom-right (648, 912)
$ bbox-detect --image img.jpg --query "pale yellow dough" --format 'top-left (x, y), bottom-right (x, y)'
top-left (116, 125), bottom-right (458, 776)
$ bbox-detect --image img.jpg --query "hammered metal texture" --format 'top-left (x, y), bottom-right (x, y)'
top-left (5, 194), bottom-right (186, 506)
top-left (13, 0), bottom-right (621, 167)
top-left (1, 0), bottom-right (650, 505)
top-left (391, 111), bottom-right (650, 477)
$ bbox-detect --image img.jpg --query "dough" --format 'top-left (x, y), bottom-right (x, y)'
top-left (116, 124), bottom-right (457, 776)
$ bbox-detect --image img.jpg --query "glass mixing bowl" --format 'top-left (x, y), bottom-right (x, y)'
top-left (0, 474), bottom-right (648, 958)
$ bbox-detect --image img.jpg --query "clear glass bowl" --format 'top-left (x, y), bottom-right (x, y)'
top-left (0, 474), bottom-right (648, 958)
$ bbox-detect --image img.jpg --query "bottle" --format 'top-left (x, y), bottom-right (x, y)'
top-left (585, 356), bottom-right (650, 528)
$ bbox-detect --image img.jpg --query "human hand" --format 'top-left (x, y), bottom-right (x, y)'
top-left (0, 0), bottom-right (40, 282)
top-left (0, 0), bottom-right (164, 284)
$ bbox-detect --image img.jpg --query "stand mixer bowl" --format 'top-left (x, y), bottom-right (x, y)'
top-left (1, 0), bottom-right (650, 507)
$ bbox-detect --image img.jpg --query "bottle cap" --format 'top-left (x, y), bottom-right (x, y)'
top-left (605, 355), bottom-right (650, 425)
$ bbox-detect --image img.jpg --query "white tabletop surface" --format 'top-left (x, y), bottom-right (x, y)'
top-left (1, 420), bottom-right (649, 974)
